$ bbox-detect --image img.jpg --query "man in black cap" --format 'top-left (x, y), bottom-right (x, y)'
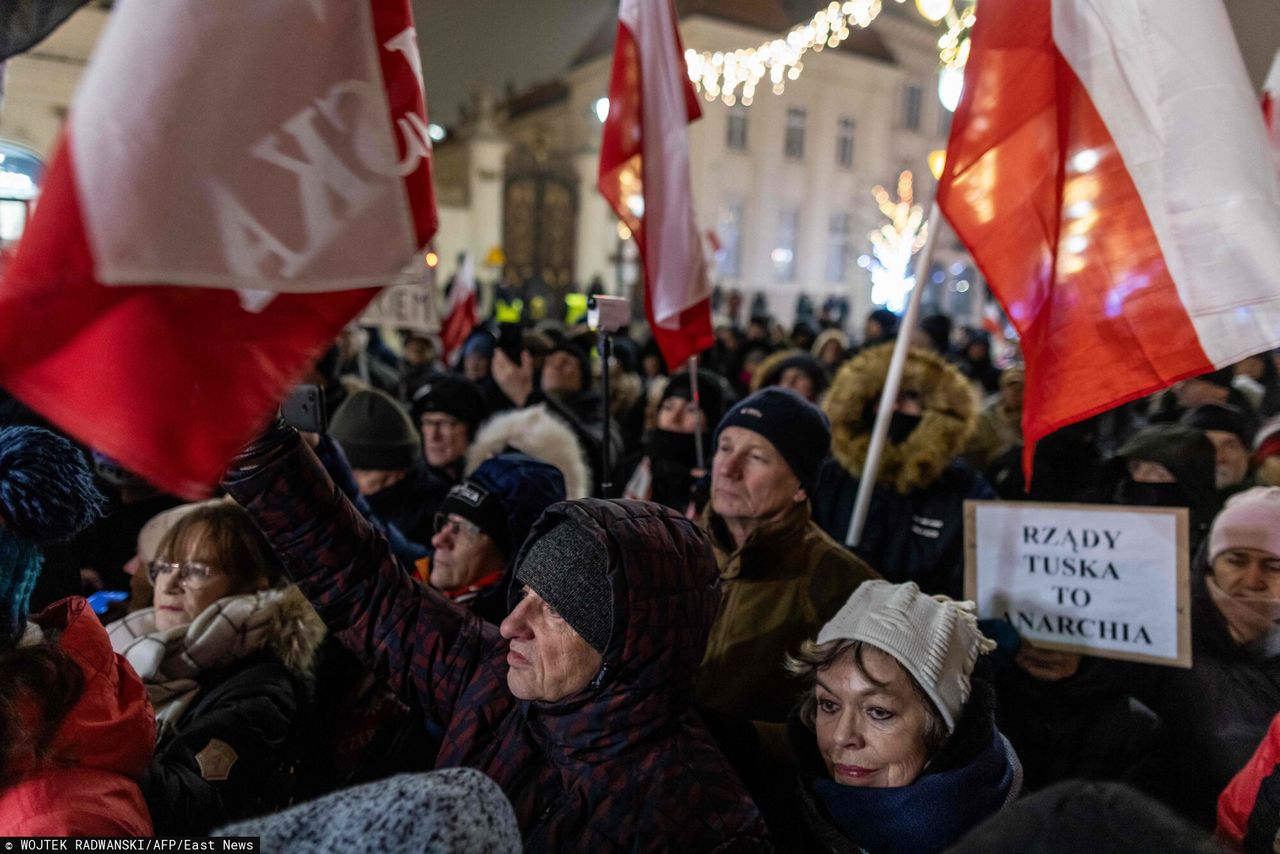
top-left (328, 388), bottom-right (446, 547)
top-left (428, 451), bottom-right (565, 625)
top-left (411, 375), bottom-right (486, 487)
top-left (697, 387), bottom-right (878, 724)
top-left (1182, 402), bottom-right (1256, 496)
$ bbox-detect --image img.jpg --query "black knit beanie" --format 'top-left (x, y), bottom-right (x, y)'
top-left (329, 389), bottom-right (421, 471)
top-left (515, 521), bottom-right (612, 654)
top-left (713, 387), bottom-right (831, 495)
top-left (411, 375), bottom-right (487, 439)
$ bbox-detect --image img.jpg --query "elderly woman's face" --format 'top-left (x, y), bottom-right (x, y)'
top-left (1213, 548), bottom-right (1280, 599)
top-left (815, 646), bottom-right (932, 788)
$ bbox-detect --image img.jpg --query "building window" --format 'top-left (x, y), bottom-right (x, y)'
top-left (784, 107), bottom-right (807, 159)
top-left (717, 201), bottom-right (744, 279)
top-left (826, 212), bottom-right (852, 283)
top-left (902, 83), bottom-right (923, 131)
top-left (726, 105), bottom-right (748, 151)
top-left (773, 207), bottom-right (799, 282)
top-left (836, 116), bottom-right (855, 169)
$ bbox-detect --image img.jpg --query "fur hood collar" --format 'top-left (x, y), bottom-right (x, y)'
top-left (824, 344), bottom-right (978, 494)
top-left (466, 404), bottom-right (592, 498)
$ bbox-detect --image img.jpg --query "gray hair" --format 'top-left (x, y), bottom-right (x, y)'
top-left (785, 637), bottom-right (949, 758)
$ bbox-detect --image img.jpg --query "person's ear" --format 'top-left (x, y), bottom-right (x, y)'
top-left (793, 488), bottom-right (807, 504)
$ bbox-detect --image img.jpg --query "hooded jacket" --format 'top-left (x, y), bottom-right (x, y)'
top-left (1, 597), bottom-right (155, 836)
top-left (222, 438), bottom-right (770, 852)
top-left (697, 501), bottom-right (879, 723)
top-left (815, 344), bottom-right (992, 598)
top-left (111, 586), bottom-right (326, 835)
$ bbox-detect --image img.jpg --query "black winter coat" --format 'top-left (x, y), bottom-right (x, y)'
top-left (1129, 572), bottom-right (1280, 827)
top-left (142, 652), bottom-right (309, 835)
top-left (224, 439), bottom-right (770, 852)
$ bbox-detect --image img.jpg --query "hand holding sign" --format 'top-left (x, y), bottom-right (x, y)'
top-left (965, 500), bottom-right (1191, 668)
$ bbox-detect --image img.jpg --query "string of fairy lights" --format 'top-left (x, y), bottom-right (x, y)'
top-left (682, 0), bottom-right (977, 109)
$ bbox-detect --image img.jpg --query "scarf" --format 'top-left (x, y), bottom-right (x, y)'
top-left (107, 589), bottom-right (288, 739)
top-left (810, 725), bottom-right (1022, 854)
top-left (440, 569), bottom-right (505, 603)
top-left (1206, 576), bottom-right (1280, 650)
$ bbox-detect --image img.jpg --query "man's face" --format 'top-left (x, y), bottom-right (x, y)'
top-left (419, 412), bottom-right (470, 468)
top-left (711, 426), bottom-right (805, 530)
top-left (1000, 377), bottom-right (1024, 412)
top-left (500, 585), bottom-right (604, 701)
top-left (463, 353), bottom-right (490, 382)
top-left (778, 367), bottom-right (817, 401)
top-left (429, 513), bottom-right (505, 591)
top-left (1206, 430), bottom-right (1250, 490)
top-left (541, 351), bottom-right (583, 396)
top-left (403, 338), bottom-right (435, 367)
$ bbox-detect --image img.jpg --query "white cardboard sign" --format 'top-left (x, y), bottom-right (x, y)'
top-left (964, 500), bottom-right (1191, 668)
top-left (359, 268), bottom-right (439, 334)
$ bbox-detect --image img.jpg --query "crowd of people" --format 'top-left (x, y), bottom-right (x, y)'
top-left (6, 306), bottom-right (1280, 851)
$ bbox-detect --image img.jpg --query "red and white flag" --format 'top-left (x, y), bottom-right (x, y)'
top-left (440, 252), bottom-right (477, 363)
top-left (598, 0), bottom-right (712, 369)
top-left (937, 0), bottom-right (1280, 475)
top-left (0, 0), bottom-right (437, 498)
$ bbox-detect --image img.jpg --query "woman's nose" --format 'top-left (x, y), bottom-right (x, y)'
top-left (833, 713), bottom-right (866, 749)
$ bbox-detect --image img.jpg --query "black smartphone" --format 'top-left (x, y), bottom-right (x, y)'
top-left (498, 322), bottom-right (524, 363)
top-left (282, 384), bottom-right (327, 433)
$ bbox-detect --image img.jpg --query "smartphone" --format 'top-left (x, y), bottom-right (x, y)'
top-left (282, 384), bottom-right (327, 433)
top-left (498, 322), bottom-right (524, 364)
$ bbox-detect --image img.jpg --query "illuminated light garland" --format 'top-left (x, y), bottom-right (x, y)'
top-left (867, 170), bottom-right (928, 312)
top-left (682, 0), bottom-right (977, 108)
top-left (684, 0), bottom-right (883, 106)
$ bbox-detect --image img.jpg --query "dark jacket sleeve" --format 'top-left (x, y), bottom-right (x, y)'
top-left (313, 434), bottom-right (429, 564)
top-left (141, 661), bottom-right (300, 836)
top-left (222, 438), bottom-right (497, 731)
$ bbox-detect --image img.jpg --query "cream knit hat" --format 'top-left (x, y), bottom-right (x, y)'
top-left (816, 580), bottom-right (996, 733)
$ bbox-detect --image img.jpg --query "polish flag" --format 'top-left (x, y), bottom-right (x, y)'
top-left (440, 252), bottom-right (477, 363)
top-left (598, 0), bottom-right (713, 369)
top-left (0, 0), bottom-right (437, 498)
top-left (937, 0), bottom-right (1280, 476)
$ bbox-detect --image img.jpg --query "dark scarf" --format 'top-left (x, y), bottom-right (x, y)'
top-left (808, 723), bottom-right (1019, 854)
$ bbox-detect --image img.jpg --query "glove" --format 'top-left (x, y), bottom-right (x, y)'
top-left (225, 412), bottom-right (300, 477)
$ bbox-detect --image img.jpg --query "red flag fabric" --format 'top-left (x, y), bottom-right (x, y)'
top-left (440, 253), bottom-right (477, 363)
top-left (0, 0), bottom-right (437, 498)
top-left (598, 0), bottom-right (712, 369)
top-left (937, 0), bottom-right (1280, 478)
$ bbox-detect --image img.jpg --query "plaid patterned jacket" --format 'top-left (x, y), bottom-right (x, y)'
top-left (224, 440), bottom-right (771, 853)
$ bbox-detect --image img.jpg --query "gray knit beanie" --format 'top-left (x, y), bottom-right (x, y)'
top-left (329, 389), bottom-right (421, 471)
top-left (817, 580), bottom-right (996, 733)
top-left (515, 521), bottom-right (612, 654)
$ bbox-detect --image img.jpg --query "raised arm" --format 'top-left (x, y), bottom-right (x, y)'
top-left (222, 419), bottom-right (499, 726)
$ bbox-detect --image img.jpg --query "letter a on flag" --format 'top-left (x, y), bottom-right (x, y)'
top-left (0, 0), bottom-right (437, 498)
top-left (937, 0), bottom-right (1280, 478)
top-left (598, 0), bottom-right (713, 369)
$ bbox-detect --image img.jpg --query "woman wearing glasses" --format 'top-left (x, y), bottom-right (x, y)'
top-left (106, 500), bottom-right (325, 835)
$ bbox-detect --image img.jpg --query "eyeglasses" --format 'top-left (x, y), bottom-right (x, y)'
top-left (420, 416), bottom-right (464, 432)
top-left (147, 560), bottom-right (218, 588)
top-left (433, 513), bottom-right (481, 539)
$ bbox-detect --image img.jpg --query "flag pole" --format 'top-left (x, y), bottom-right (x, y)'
top-left (845, 200), bottom-right (944, 548)
top-left (688, 355), bottom-right (705, 471)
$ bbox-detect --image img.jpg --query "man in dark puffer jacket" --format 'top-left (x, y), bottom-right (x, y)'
top-left (223, 422), bottom-right (770, 852)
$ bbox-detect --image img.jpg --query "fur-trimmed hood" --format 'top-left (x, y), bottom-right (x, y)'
top-left (824, 344), bottom-right (978, 494)
top-left (750, 349), bottom-right (830, 401)
top-left (465, 404), bottom-right (592, 498)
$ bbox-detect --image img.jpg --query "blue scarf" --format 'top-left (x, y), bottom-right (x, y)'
top-left (811, 724), bottom-right (1020, 854)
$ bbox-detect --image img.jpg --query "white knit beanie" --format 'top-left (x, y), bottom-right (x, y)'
top-left (816, 580), bottom-right (996, 733)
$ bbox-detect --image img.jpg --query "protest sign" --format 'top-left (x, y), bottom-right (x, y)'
top-left (964, 500), bottom-right (1190, 668)
top-left (359, 266), bottom-right (440, 334)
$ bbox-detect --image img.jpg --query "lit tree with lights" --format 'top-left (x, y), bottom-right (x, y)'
top-left (867, 170), bottom-right (928, 313)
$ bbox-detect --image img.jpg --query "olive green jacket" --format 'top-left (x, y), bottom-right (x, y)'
top-left (696, 500), bottom-right (880, 722)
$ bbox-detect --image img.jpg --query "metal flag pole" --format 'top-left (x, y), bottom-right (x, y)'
top-left (688, 355), bottom-right (706, 471)
top-left (599, 326), bottom-right (614, 498)
top-left (845, 200), bottom-right (944, 548)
